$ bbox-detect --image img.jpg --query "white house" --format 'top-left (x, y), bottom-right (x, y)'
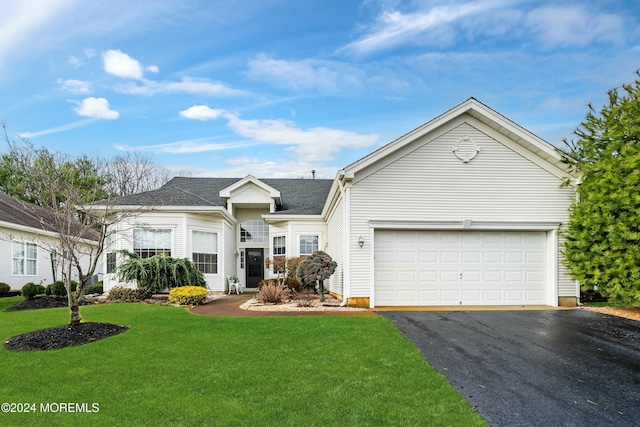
top-left (0, 192), bottom-right (98, 289)
top-left (101, 98), bottom-right (579, 307)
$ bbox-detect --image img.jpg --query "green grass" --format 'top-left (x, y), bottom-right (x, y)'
top-left (0, 298), bottom-right (486, 426)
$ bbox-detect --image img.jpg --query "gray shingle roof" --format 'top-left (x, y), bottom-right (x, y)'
top-left (0, 191), bottom-right (99, 241)
top-left (109, 177), bottom-right (333, 215)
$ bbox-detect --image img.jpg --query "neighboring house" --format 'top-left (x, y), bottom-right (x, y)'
top-left (101, 98), bottom-right (579, 307)
top-left (0, 191), bottom-right (98, 289)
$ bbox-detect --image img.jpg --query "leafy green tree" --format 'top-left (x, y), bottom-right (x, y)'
top-left (562, 73), bottom-right (640, 305)
top-left (115, 251), bottom-right (206, 295)
top-left (296, 251), bottom-right (337, 302)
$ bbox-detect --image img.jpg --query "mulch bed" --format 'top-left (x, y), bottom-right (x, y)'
top-left (4, 296), bottom-right (128, 351)
top-left (4, 295), bottom-right (79, 311)
top-left (4, 322), bottom-right (129, 351)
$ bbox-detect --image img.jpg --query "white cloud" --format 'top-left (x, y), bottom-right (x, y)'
top-left (247, 55), bottom-right (365, 93)
top-left (341, 2), bottom-right (627, 56)
top-left (140, 109), bottom-right (380, 162)
top-left (342, 1), bottom-right (497, 55)
top-left (58, 78), bottom-right (91, 94)
top-left (167, 161), bottom-right (339, 179)
top-left (224, 113), bottom-right (379, 162)
top-left (146, 65), bottom-right (159, 74)
top-left (115, 77), bottom-right (244, 97)
top-left (84, 48), bottom-right (96, 58)
top-left (115, 138), bottom-right (255, 154)
top-left (0, 0), bottom-right (77, 67)
top-left (179, 105), bottom-right (225, 121)
top-left (18, 119), bottom-right (94, 138)
top-left (525, 6), bottom-right (624, 48)
top-left (73, 97), bottom-right (119, 119)
top-left (103, 49), bottom-right (144, 79)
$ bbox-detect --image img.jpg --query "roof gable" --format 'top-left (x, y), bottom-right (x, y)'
top-left (220, 175), bottom-right (282, 206)
top-left (342, 98), bottom-right (572, 181)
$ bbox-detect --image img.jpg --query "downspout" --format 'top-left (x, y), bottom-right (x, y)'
top-left (337, 174), bottom-right (350, 307)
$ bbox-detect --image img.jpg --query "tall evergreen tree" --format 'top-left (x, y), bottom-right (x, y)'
top-left (562, 72), bottom-right (640, 305)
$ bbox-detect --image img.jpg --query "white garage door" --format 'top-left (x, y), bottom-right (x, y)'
top-left (374, 230), bottom-right (547, 306)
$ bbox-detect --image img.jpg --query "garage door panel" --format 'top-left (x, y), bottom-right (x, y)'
top-left (374, 230), bottom-right (547, 306)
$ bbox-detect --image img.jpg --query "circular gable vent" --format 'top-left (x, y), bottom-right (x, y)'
top-left (452, 135), bottom-right (480, 163)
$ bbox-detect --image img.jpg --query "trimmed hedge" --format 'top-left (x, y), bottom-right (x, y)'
top-left (45, 281), bottom-right (67, 297)
top-left (0, 282), bottom-right (10, 297)
top-left (83, 283), bottom-right (104, 295)
top-left (21, 282), bottom-right (39, 300)
top-left (108, 286), bottom-right (151, 302)
top-left (169, 286), bottom-right (208, 305)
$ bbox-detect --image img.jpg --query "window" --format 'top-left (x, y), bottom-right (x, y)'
top-left (192, 231), bottom-right (218, 274)
top-left (240, 249), bottom-right (245, 269)
top-left (240, 220), bottom-right (268, 243)
top-left (273, 236), bottom-right (286, 256)
top-left (12, 242), bottom-right (37, 276)
top-left (299, 235), bottom-right (319, 255)
top-left (133, 229), bottom-right (171, 258)
top-left (106, 252), bottom-right (117, 274)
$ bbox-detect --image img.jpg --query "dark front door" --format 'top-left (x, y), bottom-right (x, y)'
top-left (246, 248), bottom-right (264, 288)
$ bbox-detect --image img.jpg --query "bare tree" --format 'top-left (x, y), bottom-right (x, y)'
top-left (103, 151), bottom-right (173, 196)
top-left (2, 125), bottom-right (143, 325)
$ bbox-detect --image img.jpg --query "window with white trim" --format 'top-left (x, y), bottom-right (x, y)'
top-left (299, 235), bottom-right (319, 256)
top-left (273, 236), bottom-right (286, 256)
top-left (12, 242), bottom-right (37, 276)
top-left (192, 230), bottom-right (218, 274)
top-left (106, 252), bottom-right (117, 274)
top-left (240, 220), bottom-right (269, 243)
top-left (133, 229), bottom-right (171, 258)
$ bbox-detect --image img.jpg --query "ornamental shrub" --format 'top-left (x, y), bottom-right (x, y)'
top-left (0, 282), bottom-right (10, 297)
top-left (35, 284), bottom-right (46, 295)
top-left (258, 282), bottom-right (292, 304)
top-left (46, 281), bottom-right (67, 297)
top-left (21, 282), bottom-right (39, 300)
top-left (83, 283), bottom-right (104, 295)
top-left (108, 286), bottom-right (150, 302)
top-left (169, 286), bottom-right (208, 305)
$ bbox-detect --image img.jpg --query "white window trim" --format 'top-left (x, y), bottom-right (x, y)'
top-left (271, 234), bottom-right (287, 257)
top-left (189, 228), bottom-right (220, 276)
top-left (12, 241), bottom-right (38, 276)
top-left (297, 233), bottom-right (321, 256)
top-left (132, 227), bottom-right (174, 258)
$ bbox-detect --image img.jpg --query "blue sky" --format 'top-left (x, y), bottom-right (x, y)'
top-left (2, 0), bottom-right (639, 180)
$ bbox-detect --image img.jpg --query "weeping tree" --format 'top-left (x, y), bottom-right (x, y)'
top-left (296, 251), bottom-right (337, 302)
top-left (115, 251), bottom-right (206, 294)
top-left (562, 72), bottom-right (640, 305)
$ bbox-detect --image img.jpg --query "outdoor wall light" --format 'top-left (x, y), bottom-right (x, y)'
top-left (358, 235), bottom-right (365, 248)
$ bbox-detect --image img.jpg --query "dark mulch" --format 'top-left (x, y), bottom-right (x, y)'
top-left (5, 295), bottom-right (88, 311)
top-left (4, 322), bottom-right (129, 351)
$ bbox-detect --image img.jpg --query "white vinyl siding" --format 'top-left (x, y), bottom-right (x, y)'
top-left (348, 120), bottom-right (575, 301)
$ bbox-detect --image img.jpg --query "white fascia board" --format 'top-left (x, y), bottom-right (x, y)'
top-left (0, 220), bottom-right (60, 239)
top-left (262, 214), bottom-right (325, 223)
top-left (368, 220), bottom-right (562, 231)
top-left (320, 172), bottom-right (344, 218)
top-left (101, 205), bottom-right (237, 223)
top-left (219, 175), bottom-right (282, 204)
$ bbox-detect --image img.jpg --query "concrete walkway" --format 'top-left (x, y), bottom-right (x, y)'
top-left (189, 293), bottom-right (375, 317)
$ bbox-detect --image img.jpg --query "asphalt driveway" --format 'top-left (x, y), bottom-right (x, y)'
top-left (380, 310), bottom-right (640, 427)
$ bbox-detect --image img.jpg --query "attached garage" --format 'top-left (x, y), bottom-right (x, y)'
top-left (374, 230), bottom-right (551, 306)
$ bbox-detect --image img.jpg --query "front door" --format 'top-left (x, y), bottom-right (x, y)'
top-left (246, 248), bottom-right (264, 288)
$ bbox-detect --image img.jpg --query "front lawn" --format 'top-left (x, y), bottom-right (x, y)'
top-left (0, 298), bottom-right (486, 426)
